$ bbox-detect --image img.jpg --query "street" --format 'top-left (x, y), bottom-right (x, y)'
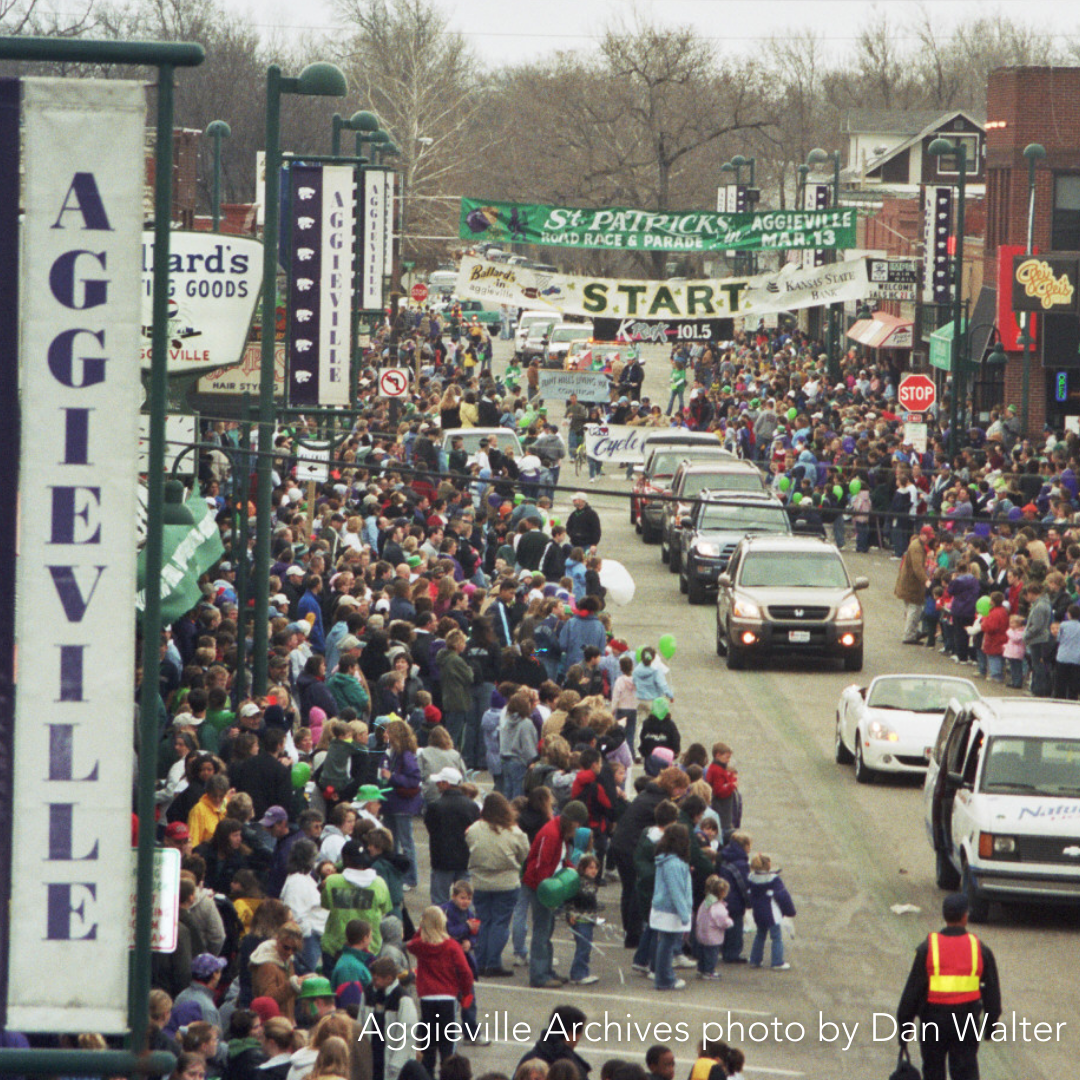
top-left (442, 342), bottom-right (1080, 1079)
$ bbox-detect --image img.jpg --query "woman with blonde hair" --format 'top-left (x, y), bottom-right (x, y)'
top-left (285, 1012), bottom-right (354, 1080)
top-left (379, 719), bottom-right (422, 890)
top-left (309, 1037), bottom-right (350, 1080)
top-left (407, 907), bottom-right (474, 1074)
top-left (418, 724), bottom-right (468, 804)
top-left (250, 921), bottom-right (306, 1021)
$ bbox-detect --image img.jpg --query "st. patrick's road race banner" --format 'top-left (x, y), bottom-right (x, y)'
top-left (455, 256), bottom-right (869, 320)
top-left (460, 198), bottom-right (856, 253)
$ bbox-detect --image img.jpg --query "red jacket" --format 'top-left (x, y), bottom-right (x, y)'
top-left (570, 767), bottom-right (616, 832)
top-left (980, 605), bottom-right (1009, 656)
top-left (705, 761), bottom-right (738, 801)
top-left (407, 936), bottom-right (474, 1004)
top-left (522, 816), bottom-right (571, 890)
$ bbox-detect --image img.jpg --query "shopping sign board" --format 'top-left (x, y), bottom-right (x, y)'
top-left (1012, 254), bottom-right (1079, 313)
top-left (139, 232), bottom-right (263, 373)
top-left (898, 374), bottom-right (936, 412)
top-left (868, 258), bottom-right (920, 302)
top-left (460, 197), bottom-right (857, 253)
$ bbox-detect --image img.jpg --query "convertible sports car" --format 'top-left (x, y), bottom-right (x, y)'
top-left (834, 674), bottom-right (980, 783)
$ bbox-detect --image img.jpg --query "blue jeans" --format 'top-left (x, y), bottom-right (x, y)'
top-left (512, 884), bottom-right (530, 960)
top-left (750, 923), bottom-right (784, 967)
top-left (444, 710), bottom-right (468, 752)
top-left (526, 887), bottom-right (557, 985)
top-left (721, 917), bottom-right (744, 963)
top-left (832, 514), bottom-right (845, 549)
top-left (430, 868), bottom-right (466, 908)
top-left (1008, 657), bottom-right (1024, 688)
top-left (419, 998), bottom-right (457, 1074)
top-left (633, 926), bottom-right (655, 970)
top-left (588, 456), bottom-right (603, 479)
top-left (987, 654), bottom-right (1004, 682)
top-left (653, 929), bottom-right (683, 989)
top-left (855, 521), bottom-right (869, 552)
top-left (697, 943), bottom-right (720, 975)
top-left (467, 682), bottom-right (494, 770)
top-left (569, 919), bottom-right (594, 981)
top-left (474, 887), bottom-right (518, 970)
top-left (666, 387), bottom-right (685, 415)
top-left (502, 758), bottom-right (527, 801)
top-left (385, 812), bottom-right (418, 887)
top-left (299, 931), bottom-right (321, 974)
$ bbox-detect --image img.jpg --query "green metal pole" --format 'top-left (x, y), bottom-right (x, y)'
top-left (949, 152), bottom-right (967, 459)
top-left (235, 393), bottom-right (251, 698)
top-left (211, 129), bottom-right (223, 233)
top-left (0, 1051), bottom-right (176, 1076)
top-left (331, 112), bottom-right (343, 156)
top-left (131, 62), bottom-right (176, 1055)
top-left (828, 150), bottom-right (841, 385)
top-left (253, 66), bottom-right (282, 696)
top-left (1021, 153), bottom-right (1037, 439)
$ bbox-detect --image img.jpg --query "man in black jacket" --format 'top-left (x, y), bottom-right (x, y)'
top-left (229, 728), bottom-right (294, 821)
top-left (422, 768), bottom-right (480, 906)
top-left (567, 493), bottom-right (602, 551)
top-left (516, 1005), bottom-right (591, 1077)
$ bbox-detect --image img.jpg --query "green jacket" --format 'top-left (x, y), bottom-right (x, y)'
top-left (331, 945), bottom-right (373, 990)
top-left (321, 868), bottom-right (392, 957)
top-left (326, 672), bottom-right (370, 716)
top-left (436, 647), bottom-right (474, 714)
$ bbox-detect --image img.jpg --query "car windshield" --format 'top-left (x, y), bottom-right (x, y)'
top-left (451, 432), bottom-right (523, 455)
top-left (683, 472), bottom-right (765, 497)
top-left (981, 736), bottom-right (1080, 797)
top-left (551, 327), bottom-right (592, 343)
top-left (698, 505), bottom-right (790, 533)
top-left (648, 449), bottom-right (727, 478)
top-left (521, 315), bottom-right (554, 333)
top-left (867, 678), bottom-right (980, 713)
top-left (739, 551), bottom-right (850, 588)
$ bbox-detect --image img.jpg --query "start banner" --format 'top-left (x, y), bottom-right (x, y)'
top-left (460, 198), bottom-right (857, 253)
top-left (456, 256), bottom-right (869, 320)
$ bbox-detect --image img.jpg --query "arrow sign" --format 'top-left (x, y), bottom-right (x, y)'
top-left (297, 444), bottom-right (332, 483)
top-left (379, 368), bottom-right (411, 398)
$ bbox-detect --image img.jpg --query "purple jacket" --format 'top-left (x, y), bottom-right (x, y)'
top-left (947, 573), bottom-right (980, 620)
top-left (381, 749), bottom-right (423, 815)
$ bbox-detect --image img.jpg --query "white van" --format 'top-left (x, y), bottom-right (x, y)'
top-left (516, 310), bottom-right (558, 355)
top-left (923, 696), bottom-right (1080, 921)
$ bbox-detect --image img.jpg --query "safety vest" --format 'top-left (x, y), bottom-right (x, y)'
top-left (926, 932), bottom-right (983, 1005)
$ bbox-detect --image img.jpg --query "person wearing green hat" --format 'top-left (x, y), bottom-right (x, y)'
top-left (295, 975), bottom-right (336, 1028)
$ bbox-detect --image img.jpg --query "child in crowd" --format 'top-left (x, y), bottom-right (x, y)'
top-left (567, 852), bottom-right (601, 986)
top-left (747, 853), bottom-right (796, 971)
top-left (696, 817), bottom-right (720, 853)
top-left (359, 956), bottom-right (420, 1080)
top-left (441, 881), bottom-right (482, 1036)
top-left (694, 875), bottom-right (733, 980)
top-left (330, 918), bottom-right (373, 1008)
top-left (611, 654), bottom-right (639, 760)
top-left (921, 585), bottom-right (943, 649)
top-left (1004, 614), bottom-right (1026, 689)
top-left (704, 741), bottom-right (740, 840)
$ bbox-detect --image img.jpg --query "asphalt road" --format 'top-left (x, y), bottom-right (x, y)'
top-left (413, 339), bottom-right (1079, 1079)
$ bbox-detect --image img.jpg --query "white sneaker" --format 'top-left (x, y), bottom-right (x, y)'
top-left (552, 956), bottom-right (560, 968)
top-left (631, 963), bottom-right (650, 976)
top-left (673, 955), bottom-right (696, 968)
top-left (658, 978), bottom-right (687, 991)
top-left (513, 955), bottom-right (527, 966)
top-left (570, 975), bottom-right (599, 985)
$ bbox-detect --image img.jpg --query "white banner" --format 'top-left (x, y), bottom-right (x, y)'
top-left (139, 232), bottom-right (263, 373)
top-left (361, 169), bottom-right (387, 310)
top-left (537, 369), bottom-right (610, 402)
top-left (584, 423), bottom-right (648, 463)
top-left (319, 165), bottom-right (353, 405)
top-left (12, 77), bottom-right (143, 1032)
top-left (383, 170), bottom-right (395, 274)
top-left (456, 255), bottom-right (869, 320)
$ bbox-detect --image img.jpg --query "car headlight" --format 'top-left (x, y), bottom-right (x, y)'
top-left (733, 597), bottom-right (761, 619)
top-left (978, 832), bottom-right (1018, 859)
top-left (695, 541), bottom-right (719, 557)
top-left (868, 720), bottom-right (899, 742)
top-left (836, 597), bottom-right (862, 621)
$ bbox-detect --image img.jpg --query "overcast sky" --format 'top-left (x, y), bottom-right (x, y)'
top-left (188, 0), bottom-right (1079, 65)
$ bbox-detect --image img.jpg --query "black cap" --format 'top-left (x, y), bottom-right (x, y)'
top-left (942, 893), bottom-right (969, 922)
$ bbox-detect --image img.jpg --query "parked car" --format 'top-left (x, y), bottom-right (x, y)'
top-left (835, 675), bottom-right (980, 784)
top-left (677, 492), bottom-right (791, 605)
top-left (924, 696), bottom-right (1080, 921)
top-left (631, 440), bottom-right (733, 543)
top-left (543, 323), bottom-right (594, 369)
top-left (715, 535), bottom-right (867, 671)
top-left (453, 299), bottom-right (503, 335)
top-left (427, 265), bottom-right (458, 294)
top-left (438, 427), bottom-right (522, 472)
top-left (660, 460), bottom-right (766, 572)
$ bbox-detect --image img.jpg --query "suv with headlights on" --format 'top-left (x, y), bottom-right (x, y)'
top-left (678, 492), bottom-right (791, 605)
top-left (715, 535), bottom-right (867, 671)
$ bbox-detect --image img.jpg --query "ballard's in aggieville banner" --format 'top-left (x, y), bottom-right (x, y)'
top-left (460, 198), bottom-right (857, 253)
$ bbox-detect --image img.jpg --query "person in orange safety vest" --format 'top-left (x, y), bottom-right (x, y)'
top-left (896, 893), bottom-right (1001, 1080)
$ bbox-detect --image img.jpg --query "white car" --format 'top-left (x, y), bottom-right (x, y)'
top-left (835, 674), bottom-right (980, 783)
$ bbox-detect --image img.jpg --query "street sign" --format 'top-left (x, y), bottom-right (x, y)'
top-left (868, 258), bottom-right (920, 302)
top-left (297, 444), bottom-right (331, 483)
top-left (898, 373), bottom-right (936, 412)
top-left (378, 368), bottom-right (411, 398)
top-left (410, 282), bottom-right (429, 303)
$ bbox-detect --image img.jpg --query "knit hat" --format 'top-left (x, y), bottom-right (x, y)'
top-left (423, 704), bottom-right (442, 724)
top-left (250, 997), bottom-right (281, 1024)
top-left (561, 800), bottom-right (589, 825)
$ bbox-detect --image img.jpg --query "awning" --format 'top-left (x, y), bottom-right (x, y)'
top-left (846, 311), bottom-right (914, 350)
top-left (930, 318), bottom-right (968, 371)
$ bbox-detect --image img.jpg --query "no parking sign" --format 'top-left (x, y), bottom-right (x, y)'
top-left (378, 368), bottom-right (411, 397)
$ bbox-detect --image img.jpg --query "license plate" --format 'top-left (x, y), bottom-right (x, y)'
top-left (788, 630), bottom-right (811, 643)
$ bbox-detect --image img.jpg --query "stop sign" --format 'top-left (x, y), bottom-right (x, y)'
top-left (898, 373), bottom-right (936, 412)
top-left (410, 282), bottom-right (429, 304)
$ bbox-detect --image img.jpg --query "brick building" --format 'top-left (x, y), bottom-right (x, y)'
top-left (985, 66), bottom-right (1080, 434)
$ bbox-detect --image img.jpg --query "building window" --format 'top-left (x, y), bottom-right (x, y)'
top-left (934, 135), bottom-right (979, 176)
top-left (1052, 175), bottom-right (1080, 251)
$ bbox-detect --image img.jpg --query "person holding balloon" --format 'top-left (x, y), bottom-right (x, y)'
top-left (978, 592), bottom-right (1009, 684)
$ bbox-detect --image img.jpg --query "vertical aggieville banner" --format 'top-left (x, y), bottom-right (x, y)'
top-left (10, 77), bottom-right (144, 1032)
top-left (320, 165), bottom-right (354, 406)
top-left (288, 164), bottom-right (323, 405)
top-left (361, 169), bottom-right (387, 310)
top-left (383, 170), bottom-right (395, 275)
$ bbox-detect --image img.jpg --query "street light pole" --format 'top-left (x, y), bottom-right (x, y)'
top-left (808, 148), bottom-right (842, 384)
top-left (1021, 142), bottom-right (1047, 439)
top-left (206, 119), bottom-right (230, 233)
top-left (929, 137), bottom-right (967, 460)
top-left (254, 61), bottom-right (347, 696)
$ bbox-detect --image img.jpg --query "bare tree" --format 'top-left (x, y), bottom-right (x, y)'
top-left (0, 0), bottom-right (94, 36)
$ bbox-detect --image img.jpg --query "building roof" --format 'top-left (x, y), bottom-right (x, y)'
top-left (842, 107), bottom-right (986, 136)
top-left (860, 109), bottom-right (986, 180)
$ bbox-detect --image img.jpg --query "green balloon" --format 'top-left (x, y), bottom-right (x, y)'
top-left (658, 634), bottom-right (676, 660)
top-left (976, 596), bottom-right (992, 617)
top-left (792, 492), bottom-right (803, 504)
top-left (514, 494), bottom-right (524, 505)
top-left (787, 407), bottom-right (797, 421)
top-left (292, 762), bottom-right (312, 790)
top-left (849, 479), bottom-right (862, 495)
top-left (635, 646), bottom-right (644, 663)
top-left (833, 485), bottom-right (843, 499)
top-left (778, 476), bottom-right (791, 492)
top-left (652, 697), bottom-right (670, 720)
